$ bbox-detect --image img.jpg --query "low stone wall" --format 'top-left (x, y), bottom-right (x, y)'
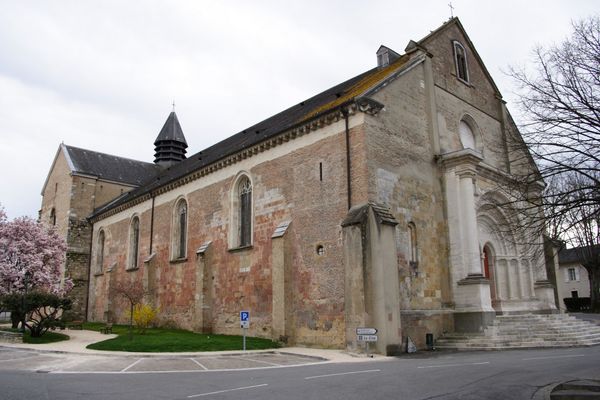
top-left (0, 330), bottom-right (22, 343)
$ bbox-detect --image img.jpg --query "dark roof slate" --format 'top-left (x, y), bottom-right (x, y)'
top-left (558, 245), bottom-right (600, 264)
top-left (64, 145), bottom-right (160, 186)
top-left (154, 112), bottom-right (188, 145)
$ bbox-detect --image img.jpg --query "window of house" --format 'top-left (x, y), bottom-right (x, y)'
top-left (453, 41), bottom-right (469, 83)
top-left (567, 267), bottom-right (578, 281)
top-left (172, 199), bottom-right (188, 260)
top-left (239, 177), bottom-right (252, 247)
top-left (128, 216), bottom-right (140, 269)
top-left (459, 120), bottom-right (476, 150)
top-left (408, 222), bottom-right (418, 266)
top-left (97, 230), bottom-right (105, 273)
top-left (50, 208), bottom-right (56, 226)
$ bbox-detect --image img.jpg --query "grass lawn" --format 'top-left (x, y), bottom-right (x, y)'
top-left (0, 327), bottom-right (70, 344)
top-left (84, 323), bottom-right (280, 352)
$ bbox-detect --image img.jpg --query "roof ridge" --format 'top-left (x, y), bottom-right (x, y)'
top-left (64, 144), bottom-right (155, 166)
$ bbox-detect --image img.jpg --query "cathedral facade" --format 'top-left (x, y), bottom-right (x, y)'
top-left (42, 18), bottom-right (558, 353)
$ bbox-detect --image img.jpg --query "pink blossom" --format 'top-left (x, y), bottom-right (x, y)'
top-left (0, 207), bottom-right (71, 296)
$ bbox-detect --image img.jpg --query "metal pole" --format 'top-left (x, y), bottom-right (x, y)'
top-left (366, 341), bottom-right (369, 358)
top-left (243, 328), bottom-right (247, 351)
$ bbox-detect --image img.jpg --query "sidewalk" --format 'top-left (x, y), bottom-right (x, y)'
top-left (0, 328), bottom-right (383, 364)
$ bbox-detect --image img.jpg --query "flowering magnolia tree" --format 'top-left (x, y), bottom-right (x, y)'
top-left (0, 205), bottom-right (72, 330)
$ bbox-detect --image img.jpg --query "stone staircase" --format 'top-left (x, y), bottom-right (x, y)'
top-left (435, 313), bottom-right (600, 350)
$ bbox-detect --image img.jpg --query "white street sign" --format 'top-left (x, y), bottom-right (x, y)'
top-left (356, 327), bottom-right (377, 335)
top-left (240, 311), bottom-right (250, 329)
top-left (357, 334), bottom-right (378, 342)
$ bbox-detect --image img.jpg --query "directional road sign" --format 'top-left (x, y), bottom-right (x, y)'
top-left (357, 334), bottom-right (378, 342)
top-left (356, 327), bottom-right (377, 335)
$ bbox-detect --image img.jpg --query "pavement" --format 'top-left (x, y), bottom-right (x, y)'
top-left (0, 328), bottom-right (383, 374)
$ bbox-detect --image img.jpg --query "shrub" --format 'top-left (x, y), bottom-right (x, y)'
top-left (132, 304), bottom-right (158, 334)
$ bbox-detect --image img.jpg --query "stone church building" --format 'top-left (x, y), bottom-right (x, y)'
top-left (41, 18), bottom-right (559, 353)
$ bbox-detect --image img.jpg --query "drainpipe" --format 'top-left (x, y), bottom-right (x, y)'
top-left (149, 194), bottom-right (155, 254)
top-left (343, 108), bottom-right (352, 210)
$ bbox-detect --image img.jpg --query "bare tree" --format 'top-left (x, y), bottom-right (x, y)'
top-left (111, 280), bottom-right (146, 339)
top-left (507, 16), bottom-right (600, 310)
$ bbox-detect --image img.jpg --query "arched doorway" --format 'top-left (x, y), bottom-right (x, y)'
top-left (483, 244), bottom-right (497, 302)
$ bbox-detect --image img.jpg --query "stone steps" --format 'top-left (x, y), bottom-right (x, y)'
top-left (435, 313), bottom-right (600, 350)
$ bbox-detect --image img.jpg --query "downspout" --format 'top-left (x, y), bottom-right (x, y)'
top-left (149, 194), bottom-right (156, 254)
top-left (343, 108), bottom-right (352, 210)
top-left (84, 221), bottom-right (94, 321)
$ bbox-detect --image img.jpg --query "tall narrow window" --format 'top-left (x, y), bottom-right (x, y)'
top-left (408, 222), bottom-right (418, 266)
top-left (97, 230), bottom-right (105, 273)
top-left (173, 199), bottom-right (187, 259)
top-left (239, 177), bottom-right (252, 247)
top-left (129, 216), bottom-right (140, 269)
top-left (453, 41), bottom-right (469, 83)
top-left (50, 208), bottom-right (56, 226)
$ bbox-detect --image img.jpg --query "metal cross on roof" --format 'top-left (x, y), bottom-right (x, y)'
top-left (172, 100), bottom-right (176, 112)
top-left (448, 2), bottom-right (454, 18)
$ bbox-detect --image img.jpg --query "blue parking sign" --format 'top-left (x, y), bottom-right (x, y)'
top-left (240, 311), bottom-right (249, 322)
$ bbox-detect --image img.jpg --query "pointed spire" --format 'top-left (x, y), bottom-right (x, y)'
top-left (153, 111), bottom-right (188, 167)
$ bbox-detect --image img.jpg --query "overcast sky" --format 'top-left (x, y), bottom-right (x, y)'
top-left (0, 1), bottom-right (597, 219)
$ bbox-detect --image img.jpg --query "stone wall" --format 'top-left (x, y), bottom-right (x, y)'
top-left (89, 116), bottom-right (365, 348)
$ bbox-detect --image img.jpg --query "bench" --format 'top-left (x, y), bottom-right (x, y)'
top-left (100, 323), bottom-right (113, 334)
top-left (68, 320), bottom-right (83, 330)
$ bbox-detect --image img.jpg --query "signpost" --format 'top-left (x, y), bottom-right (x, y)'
top-left (356, 327), bottom-right (378, 357)
top-left (240, 311), bottom-right (250, 351)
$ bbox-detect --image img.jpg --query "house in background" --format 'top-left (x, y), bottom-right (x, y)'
top-left (558, 246), bottom-right (592, 303)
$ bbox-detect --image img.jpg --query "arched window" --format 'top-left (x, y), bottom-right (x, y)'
top-left (239, 177), bottom-right (252, 247)
top-left (453, 41), bottom-right (469, 83)
top-left (50, 208), bottom-right (56, 226)
top-left (172, 198), bottom-right (188, 259)
top-left (459, 120), bottom-right (476, 150)
top-left (96, 230), bottom-right (105, 273)
top-left (128, 216), bottom-right (140, 269)
top-left (408, 222), bottom-right (418, 266)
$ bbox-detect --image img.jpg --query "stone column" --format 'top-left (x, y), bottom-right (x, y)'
top-left (271, 221), bottom-right (292, 343)
top-left (457, 167), bottom-right (483, 278)
top-left (193, 241), bottom-right (213, 333)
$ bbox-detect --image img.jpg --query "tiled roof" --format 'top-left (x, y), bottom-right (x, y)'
top-left (64, 145), bottom-right (160, 186)
top-left (559, 245), bottom-right (600, 264)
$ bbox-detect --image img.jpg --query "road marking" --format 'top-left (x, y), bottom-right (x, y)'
top-left (190, 358), bottom-right (208, 370)
top-left (187, 384), bottom-right (268, 398)
top-left (417, 361), bottom-right (490, 369)
top-left (522, 354), bottom-right (585, 361)
top-left (232, 356), bottom-right (281, 366)
top-left (121, 358), bottom-right (144, 372)
top-left (304, 369), bottom-right (381, 380)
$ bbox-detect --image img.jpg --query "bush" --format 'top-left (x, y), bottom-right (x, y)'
top-left (132, 304), bottom-right (158, 334)
top-left (563, 297), bottom-right (591, 311)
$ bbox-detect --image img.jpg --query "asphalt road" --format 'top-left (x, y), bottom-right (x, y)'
top-left (0, 346), bottom-right (599, 399)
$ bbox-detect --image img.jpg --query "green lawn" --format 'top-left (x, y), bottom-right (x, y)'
top-left (0, 327), bottom-right (70, 344)
top-left (84, 323), bottom-right (280, 352)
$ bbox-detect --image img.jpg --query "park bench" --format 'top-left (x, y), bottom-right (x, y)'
top-left (100, 323), bottom-right (113, 334)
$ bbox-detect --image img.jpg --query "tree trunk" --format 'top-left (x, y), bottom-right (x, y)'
top-left (588, 266), bottom-right (600, 312)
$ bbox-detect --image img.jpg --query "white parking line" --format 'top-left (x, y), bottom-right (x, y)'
top-left (304, 369), bottom-right (381, 380)
top-left (417, 362), bottom-right (490, 369)
top-left (187, 384), bottom-right (268, 398)
top-left (233, 357), bottom-right (281, 366)
top-left (522, 354), bottom-right (585, 361)
top-left (190, 358), bottom-right (208, 370)
top-left (121, 358), bottom-right (144, 372)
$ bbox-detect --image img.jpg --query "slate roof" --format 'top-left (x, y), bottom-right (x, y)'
top-left (64, 144), bottom-right (160, 186)
top-left (559, 245), bottom-right (600, 264)
top-left (154, 112), bottom-right (188, 145)
top-left (91, 18), bottom-right (467, 220)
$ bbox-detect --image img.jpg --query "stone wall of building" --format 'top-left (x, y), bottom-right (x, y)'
top-left (89, 116), bottom-right (365, 347)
